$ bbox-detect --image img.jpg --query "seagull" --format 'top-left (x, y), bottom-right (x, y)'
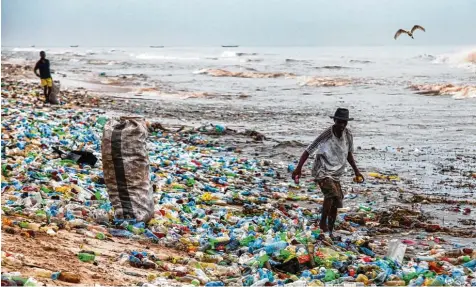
top-left (394, 25), bottom-right (426, 40)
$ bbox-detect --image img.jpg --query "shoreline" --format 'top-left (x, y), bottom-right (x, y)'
top-left (2, 65), bottom-right (476, 286)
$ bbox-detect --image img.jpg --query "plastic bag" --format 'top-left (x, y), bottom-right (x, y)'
top-left (386, 239), bottom-right (407, 264)
top-left (102, 117), bottom-right (154, 222)
top-left (49, 80), bottom-right (60, 105)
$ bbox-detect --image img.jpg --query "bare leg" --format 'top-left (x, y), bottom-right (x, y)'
top-left (328, 200), bottom-right (338, 236)
top-left (319, 198), bottom-right (332, 232)
top-left (46, 87), bottom-right (52, 103)
top-left (43, 87), bottom-right (48, 102)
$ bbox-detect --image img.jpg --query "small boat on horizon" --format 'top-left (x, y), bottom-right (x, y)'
top-left (222, 45), bottom-right (239, 48)
top-left (150, 46), bottom-right (164, 48)
top-left (70, 45), bottom-right (79, 48)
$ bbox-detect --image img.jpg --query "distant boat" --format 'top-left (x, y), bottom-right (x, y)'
top-left (222, 45), bottom-right (239, 48)
top-left (31, 45), bottom-right (35, 48)
top-left (150, 46), bottom-right (164, 48)
top-left (70, 45), bottom-right (79, 48)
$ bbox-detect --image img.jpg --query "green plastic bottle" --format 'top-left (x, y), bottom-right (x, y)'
top-left (96, 232), bottom-right (106, 240)
top-left (257, 254), bottom-right (269, 267)
top-left (19, 221), bottom-right (29, 228)
top-left (323, 269), bottom-right (336, 282)
top-left (240, 235), bottom-right (255, 246)
top-left (359, 205), bottom-right (372, 212)
top-left (78, 253), bottom-right (95, 262)
top-left (461, 255), bottom-right (470, 263)
top-left (186, 178), bottom-right (195, 187)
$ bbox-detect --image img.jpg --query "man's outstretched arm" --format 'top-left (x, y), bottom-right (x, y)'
top-left (347, 152), bottom-right (363, 181)
top-left (292, 150), bottom-right (309, 183)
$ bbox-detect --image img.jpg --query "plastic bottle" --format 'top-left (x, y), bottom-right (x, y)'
top-left (360, 246), bottom-right (376, 257)
top-left (77, 252), bottom-right (95, 262)
top-left (27, 222), bottom-right (41, 231)
top-left (32, 268), bottom-right (52, 278)
top-left (195, 252), bottom-right (223, 263)
top-left (323, 270), bottom-right (336, 282)
top-left (374, 271), bottom-right (388, 285)
top-left (194, 268), bottom-right (210, 284)
top-left (385, 280), bottom-right (406, 286)
top-left (87, 225), bottom-right (108, 233)
top-left (250, 278), bottom-right (269, 286)
top-left (109, 229), bottom-right (133, 238)
top-left (144, 229), bottom-right (159, 241)
top-left (264, 241), bottom-right (288, 255)
top-left (463, 259), bottom-right (476, 268)
top-left (356, 274), bottom-right (369, 285)
top-left (205, 281), bottom-right (225, 287)
top-left (95, 232), bottom-right (106, 240)
top-left (1, 253), bottom-right (23, 268)
top-left (416, 256), bottom-right (435, 262)
top-left (408, 276), bottom-right (425, 287)
top-left (359, 205), bottom-right (372, 212)
top-left (429, 275), bottom-right (445, 286)
top-left (58, 272), bottom-right (81, 283)
top-left (287, 164), bottom-right (295, 172)
top-left (68, 219), bottom-right (87, 228)
top-left (24, 278), bottom-right (40, 287)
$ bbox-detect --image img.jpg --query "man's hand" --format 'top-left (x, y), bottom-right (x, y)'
top-left (292, 168), bottom-right (302, 184)
top-left (354, 170), bottom-right (365, 183)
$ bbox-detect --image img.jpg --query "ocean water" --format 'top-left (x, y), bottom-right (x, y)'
top-left (2, 45), bottom-right (476, 196)
top-left (4, 45), bottom-right (474, 135)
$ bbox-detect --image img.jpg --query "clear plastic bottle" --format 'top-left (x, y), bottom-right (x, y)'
top-left (33, 268), bottom-right (53, 278)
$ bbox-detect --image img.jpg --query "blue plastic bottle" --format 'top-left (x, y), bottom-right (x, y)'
top-left (144, 229), bottom-right (159, 241)
top-left (205, 281), bottom-right (224, 287)
top-left (359, 246), bottom-right (375, 257)
top-left (463, 259), bottom-right (476, 269)
top-left (264, 241), bottom-right (288, 255)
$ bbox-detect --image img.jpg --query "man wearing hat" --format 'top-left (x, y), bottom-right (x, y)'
top-left (292, 108), bottom-right (363, 236)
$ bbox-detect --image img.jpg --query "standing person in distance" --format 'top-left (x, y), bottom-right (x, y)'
top-left (34, 51), bottom-right (53, 103)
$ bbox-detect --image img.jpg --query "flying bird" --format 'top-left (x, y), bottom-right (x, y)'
top-left (394, 25), bottom-right (426, 40)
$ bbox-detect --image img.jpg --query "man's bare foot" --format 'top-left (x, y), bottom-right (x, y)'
top-left (319, 223), bottom-right (328, 232)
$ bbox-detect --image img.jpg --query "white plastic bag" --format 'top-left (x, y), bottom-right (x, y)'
top-left (386, 239), bottom-right (407, 263)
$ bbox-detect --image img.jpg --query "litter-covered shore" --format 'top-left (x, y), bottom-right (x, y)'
top-left (1, 67), bottom-right (476, 286)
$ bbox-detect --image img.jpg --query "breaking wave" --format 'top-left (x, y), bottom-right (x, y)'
top-left (409, 84), bottom-right (476, 99)
top-left (349, 59), bottom-right (374, 64)
top-left (432, 48), bottom-right (476, 72)
top-left (415, 54), bottom-right (436, 61)
top-left (194, 68), bottom-right (295, 79)
top-left (314, 65), bottom-right (355, 70)
top-left (221, 51), bottom-right (259, 58)
top-left (299, 76), bottom-right (357, 87)
top-left (285, 58), bottom-right (310, 63)
top-left (134, 54), bottom-right (200, 61)
top-left (12, 47), bottom-right (41, 52)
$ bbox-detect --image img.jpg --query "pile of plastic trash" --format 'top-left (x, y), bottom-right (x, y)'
top-left (2, 80), bottom-right (476, 286)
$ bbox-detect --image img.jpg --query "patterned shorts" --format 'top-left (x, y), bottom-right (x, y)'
top-left (317, 177), bottom-right (344, 208)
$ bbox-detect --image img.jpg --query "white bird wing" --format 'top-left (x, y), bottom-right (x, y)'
top-left (411, 25), bottom-right (426, 34)
top-left (394, 29), bottom-right (410, 40)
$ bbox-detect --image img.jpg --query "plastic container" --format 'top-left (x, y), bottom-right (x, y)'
top-left (77, 253), bottom-right (95, 262)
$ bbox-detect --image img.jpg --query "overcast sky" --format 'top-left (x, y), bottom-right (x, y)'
top-left (2, 0), bottom-right (475, 47)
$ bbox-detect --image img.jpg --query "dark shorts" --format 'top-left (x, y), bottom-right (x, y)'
top-left (317, 177), bottom-right (344, 208)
